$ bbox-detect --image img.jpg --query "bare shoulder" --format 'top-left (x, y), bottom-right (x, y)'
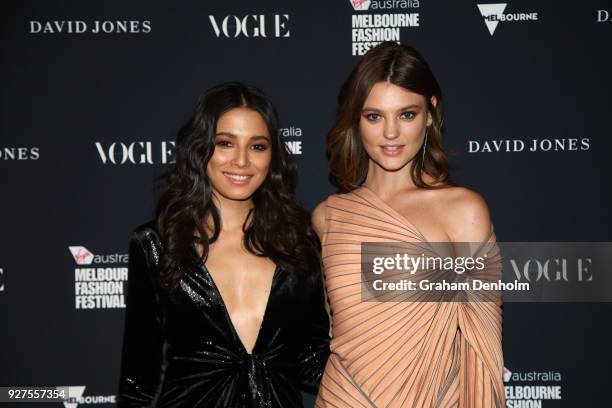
top-left (436, 187), bottom-right (492, 242)
top-left (311, 198), bottom-right (329, 239)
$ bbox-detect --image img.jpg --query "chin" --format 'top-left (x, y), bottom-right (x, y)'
top-left (216, 187), bottom-right (257, 201)
top-left (373, 155), bottom-right (411, 172)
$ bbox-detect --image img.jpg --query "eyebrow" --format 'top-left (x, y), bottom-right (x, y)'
top-left (215, 132), bottom-right (270, 141)
top-left (362, 104), bottom-right (422, 112)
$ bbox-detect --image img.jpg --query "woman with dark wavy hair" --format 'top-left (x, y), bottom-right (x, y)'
top-left (118, 82), bottom-right (330, 407)
top-left (313, 42), bottom-right (504, 407)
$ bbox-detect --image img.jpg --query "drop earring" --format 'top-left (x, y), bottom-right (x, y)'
top-left (422, 127), bottom-right (429, 165)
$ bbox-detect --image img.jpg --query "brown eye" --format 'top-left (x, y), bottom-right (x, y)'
top-left (251, 144), bottom-right (268, 151)
top-left (216, 140), bottom-right (232, 148)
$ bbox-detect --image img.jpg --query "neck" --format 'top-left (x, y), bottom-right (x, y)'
top-left (363, 159), bottom-right (417, 201)
top-left (209, 192), bottom-right (254, 233)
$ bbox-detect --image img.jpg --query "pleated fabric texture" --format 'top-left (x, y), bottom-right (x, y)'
top-left (315, 187), bottom-right (504, 408)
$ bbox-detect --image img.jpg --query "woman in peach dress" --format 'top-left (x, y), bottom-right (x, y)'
top-left (313, 42), bottom-right (504, 407)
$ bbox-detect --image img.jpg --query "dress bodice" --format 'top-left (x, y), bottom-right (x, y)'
top-left (118, 224), bottom-right (330, 408)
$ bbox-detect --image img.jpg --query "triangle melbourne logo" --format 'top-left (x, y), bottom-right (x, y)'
top-left (477, 3), bottom-right (507, 35)
top-left (58, 386), bottom-right (86, 408)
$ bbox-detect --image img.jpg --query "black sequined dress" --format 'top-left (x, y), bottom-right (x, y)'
top-left (118, 225), bottom-right (330, 407)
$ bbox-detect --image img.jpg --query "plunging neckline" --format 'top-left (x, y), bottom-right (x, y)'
top-left (201, 263), bottom-right (279, 356)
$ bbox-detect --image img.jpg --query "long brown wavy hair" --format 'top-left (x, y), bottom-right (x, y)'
top-left (155, 82), bottom-right (320, 288)
top-left (327, 42), bottom-right (454, 192)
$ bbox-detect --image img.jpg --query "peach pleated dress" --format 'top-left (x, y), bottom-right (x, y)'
top-left (315, 187), bottom-right (505, 408)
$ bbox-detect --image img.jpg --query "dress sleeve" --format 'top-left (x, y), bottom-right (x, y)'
top-left (297, 272), bottom-right (331, 394)
top-left (118, 234), bottom-right (167, 407)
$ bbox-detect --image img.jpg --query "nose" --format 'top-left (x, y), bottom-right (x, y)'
top-left (231, 145), bottom-right (249, 168)
top-left (383, 118), bottom-right (399, 140)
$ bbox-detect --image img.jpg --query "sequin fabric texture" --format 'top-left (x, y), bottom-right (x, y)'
top-left (118, 224), bottom-right (330, 407)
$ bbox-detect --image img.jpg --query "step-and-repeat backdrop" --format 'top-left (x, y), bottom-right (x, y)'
top-left (1, 0), bottom-right (611, 407)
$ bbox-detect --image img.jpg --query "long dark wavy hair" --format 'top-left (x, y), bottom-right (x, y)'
top-left (327, 42), bottom-right (454, 192)
top-left (155, 82), bottom-right (319, 288)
